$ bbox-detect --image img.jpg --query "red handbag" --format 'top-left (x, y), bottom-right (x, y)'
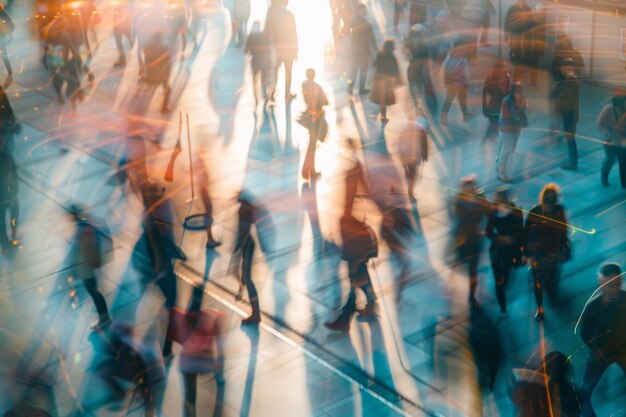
top-left (167, 307), bottom-right (225, 355)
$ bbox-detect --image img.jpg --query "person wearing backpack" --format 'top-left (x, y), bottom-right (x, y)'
top-left (440, 41), bottom-right (470, 125)
top-left (68, 204), bottom-right (112, 331)
top-left (325, 163), bottom-right (379, 333)
top-left (0, 4), bottom-right (14, 87)
top-left (598, 91), bottom-right (626, 188)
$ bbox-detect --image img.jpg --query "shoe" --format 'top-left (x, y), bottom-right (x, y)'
top-left (561, 162), bottom-right (577, 171)
top-left (91, 316), bottom-right (112, 331)
top-left (241, 314), bottom-right (261, 325)
top-left (324, 316), bottom-right (352, 333)
top-left (206, 240), bottom-right (222, 248)
top-left (358, 89), bottom-right (369, 96)
top-left (534, 308), bottom-right (544, 322)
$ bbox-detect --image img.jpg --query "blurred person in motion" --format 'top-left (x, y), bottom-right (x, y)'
top-left (509, 351), bottom-right (581, 417)
top-left (140, 181), bottom-right (187, 357)
top-left (440, 40), bottom-right (471, 125)
top-left (578, 262), bottom-right (626, 417)
top-left (139, 31), bottom-right (172, 113)
top-left (299, 68), bottom-right (328, 181)
top-left (245, 21), bottom-right (272, 105)
top-left (112, 0), bottom-right (135, 67)
top-left (504, 0), bottom-right (533, 81)
top-left (478, 0), bottom-right (495, 46)
top-left (348, 3), bottom-right (376, 96)
top-left (524, 183), bottom-right (569, 321)
top-left (452, 175), bottom-right (489, 309)
top-left (230, 192), bottom-right (276, 325)
top-left (0, 3), bottom-right (14, 87)
top-left (485, 186), bottom-right (525, 318)
top-left (556, 58), bottom-right (580, 171)
top-left (398, 109), bottom-right (429, 202)
top-left (597, 91), bottom-right (626, 188)
top-left (68, 204), bottom-right (112, 330)
top-left (393, 0), bottom-right (406, 33)
top-left (325, 161), bottom-right (379, 332)
top-left (233, 0), bottom-right (251, 47)
top-left (405, 24), bottom-right (436, 113)
top-left (265, 0), bottom-right (298, 101)
top-left (370, 40), bottom-right (402, 122)
top-left (482, 60), bottom-right (510, 143)
top-left (0, 84), bottom-right (19, 252)
top-left (496, 81), bottom-right (527, 183)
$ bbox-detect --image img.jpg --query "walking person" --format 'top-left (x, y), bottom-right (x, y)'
top-left (482, 61), bottom-right (510, 143)
top-left (597, 91), bottom-right (626, 188)
top-left (398, 110), bottom-right (429, 202)
top-left (557, 58), bottom-right (580, 170)
top-left (393, 0), bottom-right (406, 33)
top-left (245, 21), bottom-right (272, 105)
top-left (452, 175), bottom-right (489, 310)
top-left (348, 3), bottom-right (376, 96)
top-left (68, 205), bottom-right (112, 330)
top-left (578, 262), bottom-right (626, 417)
top-left (440, 41), bottom-right (471, 125)
top-left (0, 146), bottom-right (18, 254)
top-left (0, 4), bottom-right (14, 87)
top-left (485, 187), bottom-right (525, 318)
top-left (325, 164), bottom-right (379, 333)
top-left (370, 40), bottom-right (402, 122)
top-left (524, 183), bottom-right (569, 321)
top-left (299, 68), bottom-right (328, 181)
top-left (266, 0), bottom-right (298, 101)
top-left (405, 24), bottom-right (435, 113)
top-left (140, 31), bottom-right (172, 114)
top-left (496, 82), bottom-right (527, 182)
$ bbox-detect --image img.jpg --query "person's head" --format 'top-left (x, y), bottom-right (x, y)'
top-left (383, 39), bottom-right (395, 55)
top-left (305, 68), bottom-right (316, 81)
top-left (460, 174), bottom-right (478, 195)
top-left (494, 186), bottom-right (511, 205)
top-left (539, 183), bottom-right (560, 205)
top-left (598, 263), bottom-right (623, 300)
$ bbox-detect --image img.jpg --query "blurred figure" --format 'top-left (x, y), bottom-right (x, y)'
top-left (140, 31), bottom-right (172, 113)
top-left (524, 184), bottom-right (569, 321)
top-left (556, 58), bottom-right (580, 171)
top-left (0, 4), bottom-right (14, 87)
top-left (68, 204), bottom-right (112, 330)
top-left (348, 3), bottom-right (376, 96)
top-left (485, 186), bottom-right (524, 317)
top-left (440, 41), bottom-right (470, 125)
top-left (578, 263), bottom-right (626, 417)
top-left (113, 0), bottom-right (135, 67)
top-left (393, 0), bottom-right (406, 33)
top-left (266, 0), bottom-right (298, 101)
top-left (398, 110), bottom-right (429, 202)
top-left (452, 175), bottom-right (488, 309)
top-left (496, 82), bottom-right (527, 183)
top-left (233, 0), bottom-right (251, 47)
top-left (299, 68), bottom-right (328, 180)
top-left (551, 36), bottom-right (585, 83)
top-left (478, 0), bottom-right (495, 46)
top-left (197, 159), bottom-right (221, 248)
top-left (408, 0), bottom-right (426, 28)
top-left (231, 193), bottom-right (276, 325)
top-left (0, 144), bottom-right (18, 254)
top-left (405, 24), bottom-right (435, 113)
top-left (325, 163), bottom-right (379, 332)
top-left (370, 40), bottom-right (401, 122)
top-left (482, 61), bottom-right (510, 143)
top-left (597, 91), bottom-right (626, 188)
top-left (245, 21), bottom-right (272, 105)
top-left (509, 352), bottom-right (581, 417)
top-left (504, 0), bottom-right (533, 81)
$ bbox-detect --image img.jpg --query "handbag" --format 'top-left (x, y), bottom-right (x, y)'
top-left (167, 307), bottom-right (224, 355)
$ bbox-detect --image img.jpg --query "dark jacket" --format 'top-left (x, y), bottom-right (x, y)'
top-left (485, 205), bottom-right (525, 257)
top-left (504, 4), bottom-right (533, 36)
top-left (351, 15), bottom-right (375, 58)
top-left (524, 203), bottom-right (568, 256)
top-left (244, 32), bottom-right (271, 72)
top-left (482, 70), bottom-right (510, 118)
top-left (556, 74), bottom-right (579, 115)
top-left (499, 93), bottom-right (527, 132)
top-left (579, 290), bottom-right (626, 363)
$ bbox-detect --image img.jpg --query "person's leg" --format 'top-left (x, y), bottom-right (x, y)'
top-left (161, 80), bottom-right (171, 113)
top-left (52, 73), bottom-right (65, 103)
top-left (544, 254), bottom-right (561, 302)
top-left (241, 237), bottom-right (260, 324)
top-left (617, 147), bottom-right (626, 188)
top-left (405, 163), bottom-right (417, 200)
top-left (580, 352), bottom-right (610, 417)
top-left (358, 56), bottom-right (369, 93)
top-left (84, 276), bottom-right (110, 322)
top-left (440, 86), bottom-right (457, 124)
top-left (499, 131), bottom-right (519, 179)
top-left (496, 131), bottom-right (508, 177)
top-left (531, 256), bottom-right (545, 319)
top-left (601, 144), bottom-right (616, 186)
top-left (458, 87), bottom-right (469, 121)
top-left (562, 111), bottom-right (578, 168)
top-left (182, 372), bottom-right (197, 417)
top-left (0, 43), bottom-right (12, 86)
top-left (348, 55), bottom-right (358, 94)
top-left (284, 58), bottom-right (294, 98)
top-left (0, 205), bottom-right (9, 250)
top-left (491, 251), bottom-right (506, 314)
top-left (114, 30), bottom-right (126, 65)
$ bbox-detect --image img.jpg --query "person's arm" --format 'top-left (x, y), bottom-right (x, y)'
top-left (597, 105), bottom-right (611, 139)
top-left (485, 211), bottom-right (496, 239)
top-left (579, 300), bottom-right (598, 348)
top-left (482, 76), bottom-right (490, 116)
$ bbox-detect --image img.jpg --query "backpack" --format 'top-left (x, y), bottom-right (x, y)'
top-left (340, 215), bottom-right (378, 262)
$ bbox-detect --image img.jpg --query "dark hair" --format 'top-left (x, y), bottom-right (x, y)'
top-left (383, 40), bottom-right (395, 55)
top-left (599, 262), bottom-right (622, 278)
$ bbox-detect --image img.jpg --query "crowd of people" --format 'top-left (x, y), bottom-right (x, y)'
top-left (0, 0), bottom-right (625, 416)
